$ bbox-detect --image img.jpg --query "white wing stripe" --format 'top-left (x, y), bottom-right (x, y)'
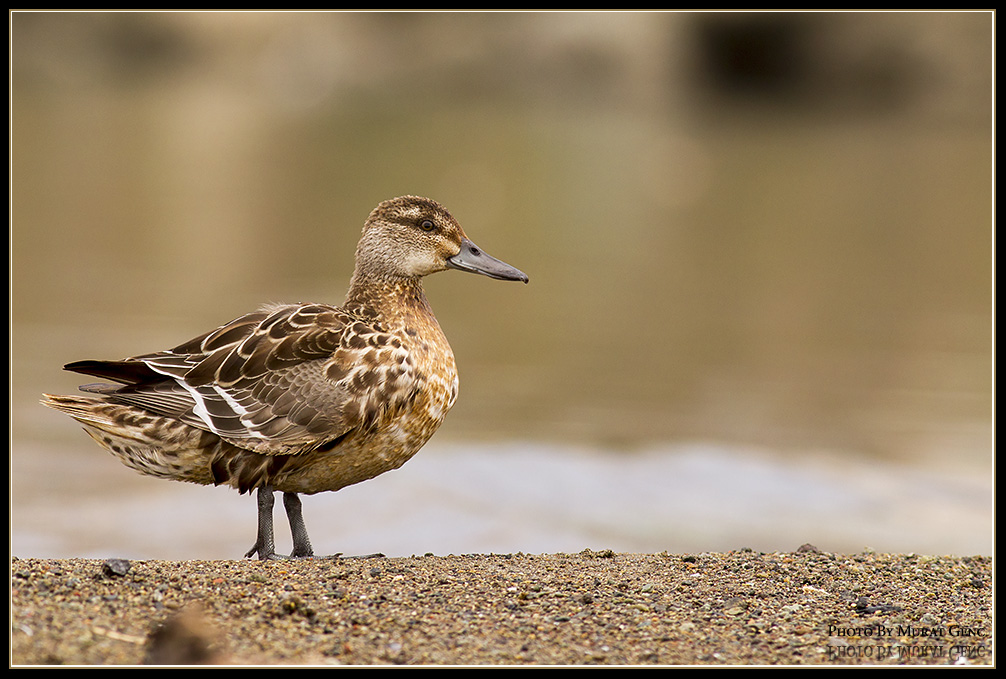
top-left (145, 362), bottom-right (223, 436)
top-left (213, 385), bottom-right (271, 440)
top-left (145, 360), bottom-right (272, 440)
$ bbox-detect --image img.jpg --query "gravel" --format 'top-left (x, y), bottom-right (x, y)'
top-left (11, 548), bottom-right (992, 666)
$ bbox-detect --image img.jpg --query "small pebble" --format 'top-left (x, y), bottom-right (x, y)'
top-left (102, 558), bottom-right (130, 577)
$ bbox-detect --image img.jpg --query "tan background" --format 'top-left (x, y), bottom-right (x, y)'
top-left (11, 11), bottom-right (993, 559)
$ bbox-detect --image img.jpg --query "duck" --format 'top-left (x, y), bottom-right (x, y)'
top-left (41, 195), bottom-right (528, 560)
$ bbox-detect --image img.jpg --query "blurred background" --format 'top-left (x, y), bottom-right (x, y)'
top-left (11, 11), bottom-right (993, 559)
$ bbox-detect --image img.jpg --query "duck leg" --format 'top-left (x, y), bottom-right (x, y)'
top-left (245, 486), bottom-right (279, 560)
top-left (245, 487), bottom-right (372, 560)
top-left (283, 492), bottom-right (314, 558)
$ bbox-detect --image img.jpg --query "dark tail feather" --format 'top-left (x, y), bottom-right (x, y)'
top-left (78, 382), bottom-right (123, 395)
top-left (64, 360), bottom-right (161, 386)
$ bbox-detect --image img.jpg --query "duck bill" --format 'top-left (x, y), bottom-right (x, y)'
top-left (447, 238), bottom-right (529, 283)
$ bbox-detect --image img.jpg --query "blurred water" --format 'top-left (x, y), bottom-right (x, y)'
top-left (11, 12), bottom-right (993, 558)
top-left (12, 440), bottom-right (993, 559)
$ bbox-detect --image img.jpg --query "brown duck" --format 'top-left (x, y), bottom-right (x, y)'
top-left (41, 196), bottom-right (528, 560)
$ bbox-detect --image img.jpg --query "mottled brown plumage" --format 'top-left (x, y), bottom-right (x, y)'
top-left (41, 195), bottom-right (527, 559)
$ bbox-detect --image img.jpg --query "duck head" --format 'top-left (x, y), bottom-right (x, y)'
top-left (354, 196), bottom-right (528, 284)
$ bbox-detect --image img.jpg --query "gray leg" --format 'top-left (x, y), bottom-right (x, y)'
top-left (283, 492), bottom-right (314, 558)
top-left (244, 486), bottom-right (279, 560)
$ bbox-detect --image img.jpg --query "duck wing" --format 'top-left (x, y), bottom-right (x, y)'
top-left (64, 303), bottom-right (400, 455)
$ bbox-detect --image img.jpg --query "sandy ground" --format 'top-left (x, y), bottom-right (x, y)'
top-left (10, 548), bottom-right (992, 666)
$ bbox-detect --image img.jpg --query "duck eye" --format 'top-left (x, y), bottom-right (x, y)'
top-left (419, 219), bottom-right (436, 232)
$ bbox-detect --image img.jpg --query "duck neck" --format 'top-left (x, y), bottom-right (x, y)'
top-left (345, 271), bottom-right (435, 327)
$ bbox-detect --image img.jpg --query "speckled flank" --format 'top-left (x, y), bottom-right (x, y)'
top-left (41, 195), bottom-right (527, 559)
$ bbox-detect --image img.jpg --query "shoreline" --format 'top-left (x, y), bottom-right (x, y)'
top-left (11, 549), bottom-right (992, 666)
